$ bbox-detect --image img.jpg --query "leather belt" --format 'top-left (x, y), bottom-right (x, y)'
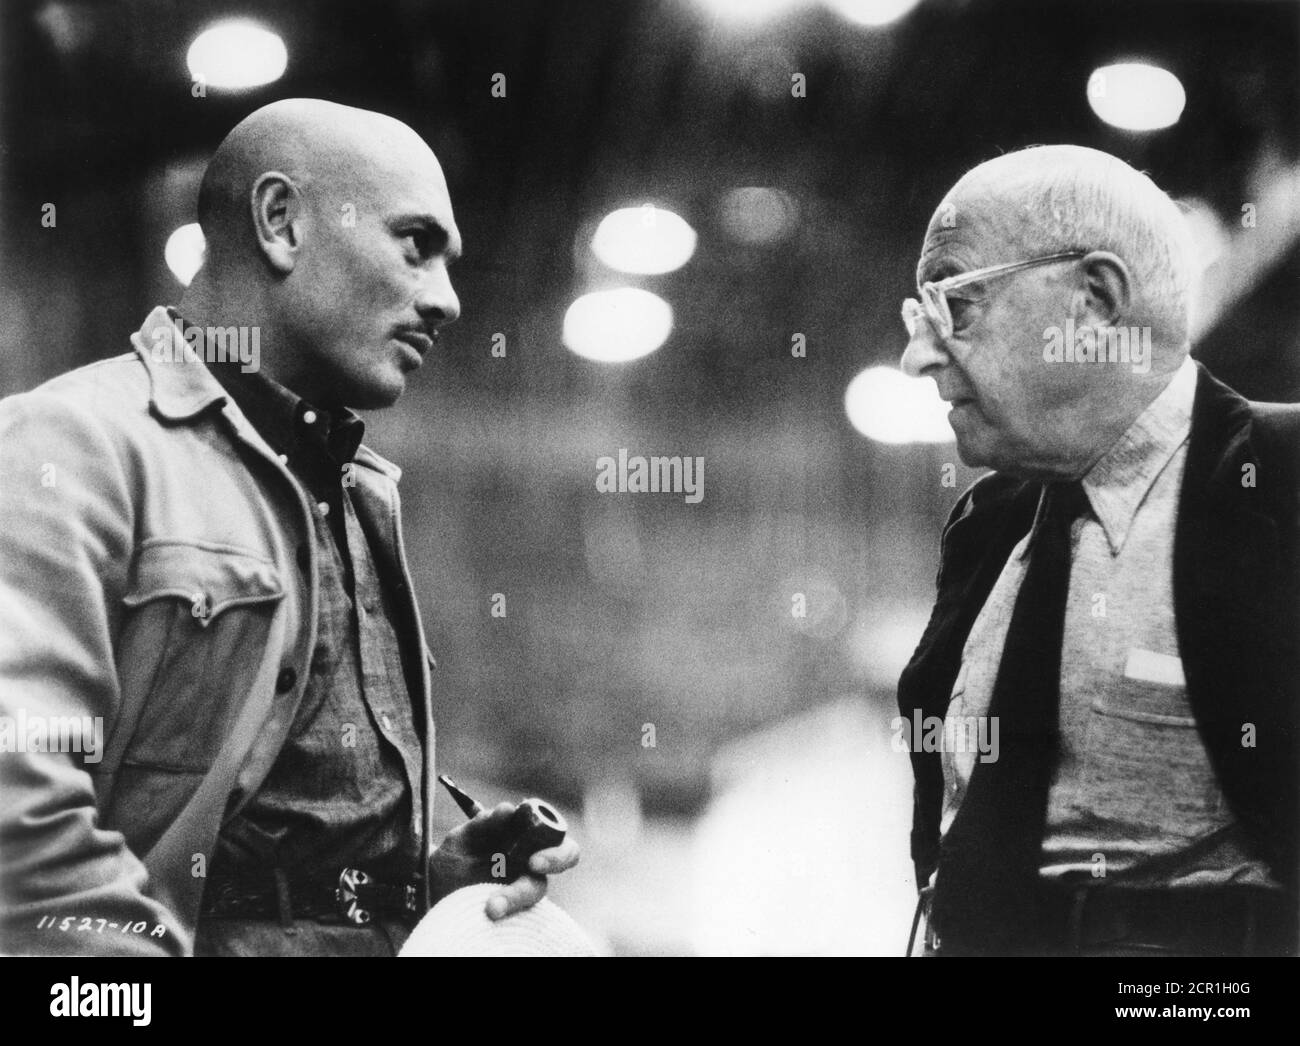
top-left (200, 867), bottom-right (422, 928)
top-left (1034, 883), bottom-right (1295, 956)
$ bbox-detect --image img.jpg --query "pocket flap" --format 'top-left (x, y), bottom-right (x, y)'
top-left (123, 539), bottom-right (284, 626)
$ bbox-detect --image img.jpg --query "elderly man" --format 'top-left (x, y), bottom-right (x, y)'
top-left (0, 99), bottom-right (578, 956)
top-left (897, 145), bottom-right (1299, 956)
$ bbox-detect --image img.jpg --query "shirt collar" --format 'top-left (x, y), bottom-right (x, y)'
top-left (1080, 355), bottom-right (1197, 554)
top-left (223, 364), bottom-right (365, 467)
top-left (1016, 356), bottom-right (1197, 559)
top-left (167, 308), bottom-right (365, 466)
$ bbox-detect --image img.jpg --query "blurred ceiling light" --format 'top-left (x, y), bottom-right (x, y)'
top-left (695, 0), bottom-right (806, 22)
top-left (590, 206), bottom-right (697, 275)
top-left (719, 187), bottom-right (798, 246)
top-left (1087, 62), bottom-right (1185, 132)
top-left (187, 21), bottom-right (288, 90)
top-left (844, 365), bottom-right (953, 444)
top-left (164, 223), bottom-right (206, 286)
top-left (34, 2), bottom-right (93, 55)
top-left (824, 0), bottom-right (921, 27)
top-left (563, 288), bottom-right (673, 363)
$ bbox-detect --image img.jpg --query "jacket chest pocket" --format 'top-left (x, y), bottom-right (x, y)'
top-left (116, 539), bottom-right (287, 773)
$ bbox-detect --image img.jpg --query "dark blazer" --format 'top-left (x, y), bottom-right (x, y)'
top-left (897, 363), bottom-right (1300, 910)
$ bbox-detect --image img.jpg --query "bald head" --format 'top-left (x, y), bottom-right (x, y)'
top-left (927, 145), bottom-right (1196, 346)
top-left (183, 99), bottom-right (461, 410)
top-left (197, 99), bottom-right (448, 266)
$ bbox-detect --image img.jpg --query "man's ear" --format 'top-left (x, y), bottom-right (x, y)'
top-left (1074, 250), bottom-right (1131, 327)
top-left (250, 171), bottom-right (303, 274)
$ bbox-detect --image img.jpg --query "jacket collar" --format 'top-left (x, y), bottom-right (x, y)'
top-left (129, 306), bottom-right (403, 483)
top-left (131, 306), bottom-right (228, 421)
top-left (1179, 360), bottom-right (1269, 526)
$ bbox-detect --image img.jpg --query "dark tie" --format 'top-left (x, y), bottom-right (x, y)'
top-left (930, 480), bottom-right (1091, 954)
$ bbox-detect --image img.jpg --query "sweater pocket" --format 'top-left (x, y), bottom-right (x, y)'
top-left (1079, 683), bottom-right (1227, 841)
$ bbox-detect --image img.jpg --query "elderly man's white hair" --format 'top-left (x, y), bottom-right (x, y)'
top-left (950, 145), bottom-right (1197, 346)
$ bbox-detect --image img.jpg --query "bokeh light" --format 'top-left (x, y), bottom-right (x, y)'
top-left (718, 187), bottom-right (799, 246)
top-left (1087, 62), bottom-right (1186, 131)
top-left (694, 0), bottom-right (805, 23)
top-left (187, 21), bottom-right (288, 90)
top-left (844, 365), bottom-right (954, 444)
top-left (563, 287), bottom-right (674, 363)
top-left (824, 0), bottom-right (922, 27)
top-left (164, 223), bottom-right (206, 286)
top-left (590, 206), bottom-right (697, 275)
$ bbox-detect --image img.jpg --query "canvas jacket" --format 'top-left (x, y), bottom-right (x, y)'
top-left (0, 307), bottom-right (438, 955)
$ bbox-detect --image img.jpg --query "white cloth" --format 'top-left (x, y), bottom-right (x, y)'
top-left (399, 885), bottom-right (600, 957)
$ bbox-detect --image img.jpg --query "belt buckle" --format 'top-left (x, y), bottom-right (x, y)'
top-left (335, 867), bottom-right (374, 926)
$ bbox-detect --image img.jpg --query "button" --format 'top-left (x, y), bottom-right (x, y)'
top-left (381, 714), bottom-right (393, 731)
top-left (275, 667), bottom-right (298, 693)
top-left (317, 501), bottom-right (330, 516)
top-left (302, 410), bottom-right (318, 425)
top-left (277, 453), bottom-right (288, 465)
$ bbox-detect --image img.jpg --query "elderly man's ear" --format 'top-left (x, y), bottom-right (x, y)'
top-left (250, 172), bottom-right (304, 275)
top-left (1072, 250), bottom-right (1132, 327)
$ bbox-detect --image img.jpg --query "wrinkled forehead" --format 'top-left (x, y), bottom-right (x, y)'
top-left (915, 187), bottom-right (1025, 287)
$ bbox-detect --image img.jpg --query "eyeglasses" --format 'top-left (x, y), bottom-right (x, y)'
top-left (901, 251), bottom-right (1086, 341)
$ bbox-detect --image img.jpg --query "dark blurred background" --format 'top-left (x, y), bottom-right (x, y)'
top-left (2, 0), bottom-right (1297, 954)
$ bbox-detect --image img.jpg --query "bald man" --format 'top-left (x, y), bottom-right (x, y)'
top-left (0, 99), bottom-right (578, 956)
top-left (897, 145), bottom-right (1299, 956)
